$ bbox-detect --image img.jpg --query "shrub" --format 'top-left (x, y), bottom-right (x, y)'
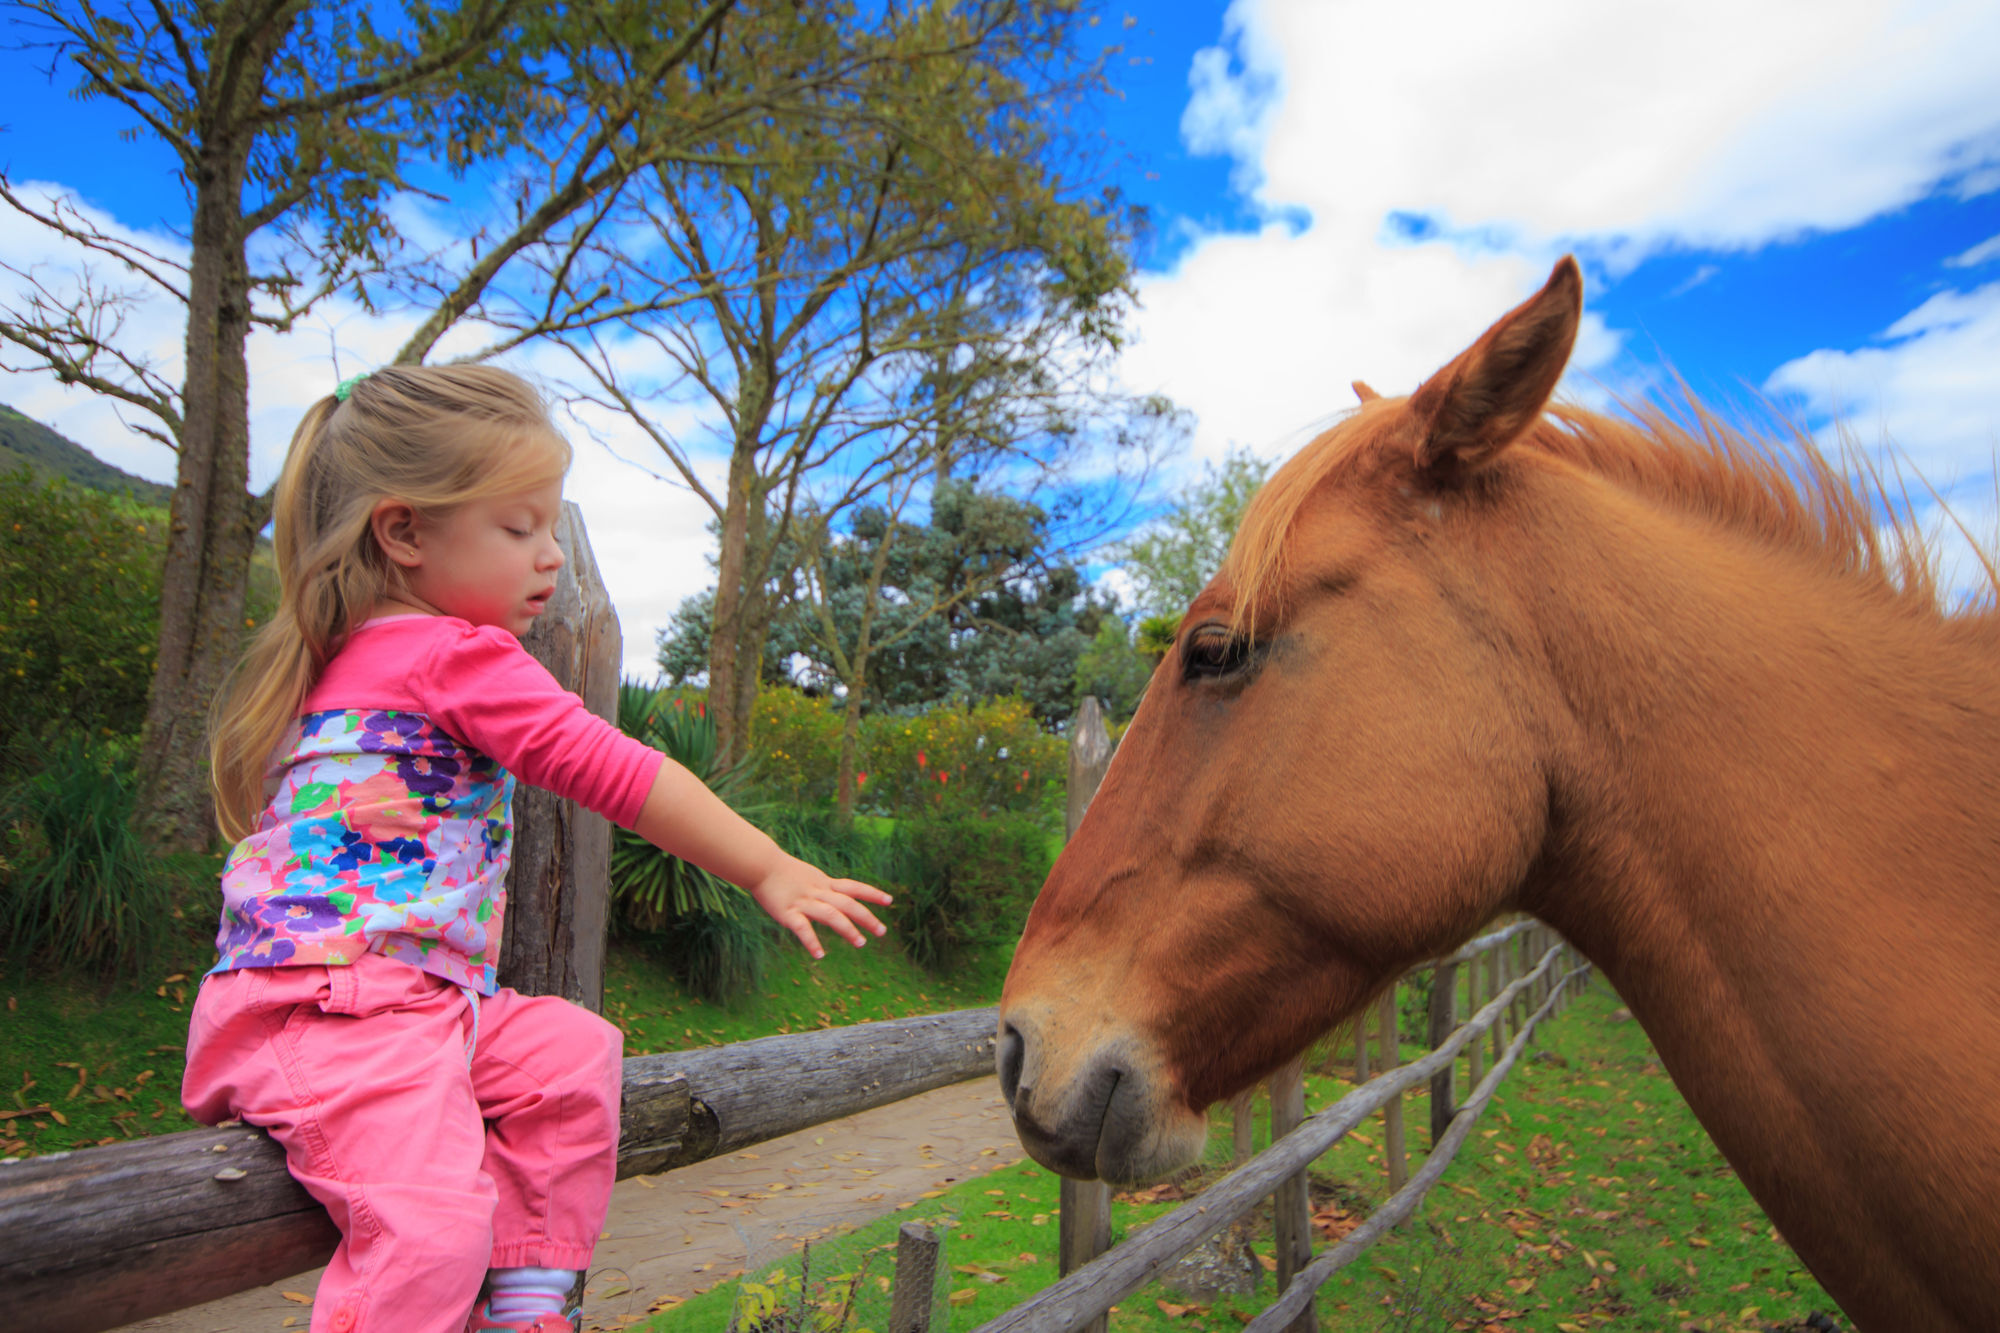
top-left (857, 696), bottom-right (1064, 822)
top-left (877, 811), bottom-right (1053, 975)
top-left (750, 686), bottom-right (846, 808)
top-left (0, 732), bottom-right (176, 975)
top-left (0, 469), bottom-right (166, 751)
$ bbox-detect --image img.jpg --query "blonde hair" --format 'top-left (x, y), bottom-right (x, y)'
top-left (209, 364), bottom-right (572, 841)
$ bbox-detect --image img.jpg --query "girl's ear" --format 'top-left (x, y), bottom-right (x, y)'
top-left (370, 499), bottom-right (424, 568)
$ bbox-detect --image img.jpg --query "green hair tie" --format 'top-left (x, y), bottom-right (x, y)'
top-left (333, 372), bottom-right (369, 403)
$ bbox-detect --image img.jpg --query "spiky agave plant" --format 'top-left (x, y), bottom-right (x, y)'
top-left (610, 680), bottom-right (775, 1001)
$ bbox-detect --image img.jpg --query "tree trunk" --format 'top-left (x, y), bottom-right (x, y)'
top-left (135, 127), bottom-right (262, 849)
top-left (835, 667), bottom-right (866, 817)
top-left (707, 445), bottom-right (756, 767)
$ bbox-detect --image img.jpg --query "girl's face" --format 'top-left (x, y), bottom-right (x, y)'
top-left (374, 480), bottom-right (566, 637)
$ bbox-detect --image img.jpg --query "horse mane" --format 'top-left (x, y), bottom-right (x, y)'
top-left (1221, 393), bottom-right (1984, 634)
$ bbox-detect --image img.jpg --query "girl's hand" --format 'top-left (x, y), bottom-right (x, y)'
top-left (748, 855), bottom-right (893, 959)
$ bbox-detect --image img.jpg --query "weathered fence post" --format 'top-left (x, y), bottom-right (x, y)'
top-left (1488, 946), bottom-right (1506, 1061)
top-left (1428, 961), bottom-right (1458, 1146)
top-left (1354, 1010), bottom-right (1371, 1081)
top-left (1059, 696), bottom-right (1115, 1333)
top-left (1527, 928), bottom-right (1546, 1046)
top-left (1378, 987), bottom-right (1407, 1191)
top-left (1268, 1057), bottom-right (1315, 1333)
top-left (1467, 951), bottom-right (1487, 1091)
top-left (1230, 1088), bottom-right (1256, 1164)
top-left (501, 502), bottom-right (620, 1011)
top-left (888, 1221), bottom-right (941, 1333)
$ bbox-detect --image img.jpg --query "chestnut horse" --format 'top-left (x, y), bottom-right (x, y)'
top-left (998, 258), bottom-right (2000, 1331)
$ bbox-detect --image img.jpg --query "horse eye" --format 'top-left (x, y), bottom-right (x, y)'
top-left (1182, 626), bottom-right (1249, 680)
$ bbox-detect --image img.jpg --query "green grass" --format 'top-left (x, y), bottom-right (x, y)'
top-left (0, 851), bottom-right (219, 1156)
top-left (638, 981), bottom-right (1845, 1333)
top-left (601, 915), bottom-right (1014, 1057)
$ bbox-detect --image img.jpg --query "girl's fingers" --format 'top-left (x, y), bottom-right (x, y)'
top-left (835, 878), bottom-right (894, 905)
top-left (785, 914), bottom-right (826, 959)
top-left (797, 897), bottom-right (868, 949)
top-left (838, 897), bottom-right (887, 938)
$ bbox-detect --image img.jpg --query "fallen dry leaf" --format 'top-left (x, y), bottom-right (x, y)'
top-left (280, 1291), bottom-right (313, 1305)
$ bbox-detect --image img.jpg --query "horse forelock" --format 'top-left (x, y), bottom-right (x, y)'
top-left (1216, 391), bottom-right (1988, 633)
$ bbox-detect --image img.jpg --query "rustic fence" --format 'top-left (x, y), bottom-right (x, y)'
top-left (901, 927), bottom-right (1591, 1333)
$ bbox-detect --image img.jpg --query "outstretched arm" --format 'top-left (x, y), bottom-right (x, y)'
top-left (632, 758), bottom-right (892, 959)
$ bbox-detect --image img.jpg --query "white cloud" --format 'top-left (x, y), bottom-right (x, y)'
top-left (1117, 0), bottom-right (2000, 492)
top-left (1948, 233), bottom-right (2000, 267)
top-left (1766, 281), bottom-right (2000, 480)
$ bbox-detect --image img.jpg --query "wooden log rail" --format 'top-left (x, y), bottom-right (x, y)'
top-left (958, 937), bottom-right (1585, 1333)
top-left (0, 1007), bottom-right (999, 1333)
top-left (1241, 962), bottom-right (1586, 1332)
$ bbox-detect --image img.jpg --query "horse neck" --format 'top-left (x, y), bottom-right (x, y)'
top-left (1516, 471), bottom-right (2000, 993)
top-left (1509, 471), bottom-right (2000, 1324)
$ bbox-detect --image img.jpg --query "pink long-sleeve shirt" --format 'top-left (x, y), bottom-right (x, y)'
top-left (210, 614), bottom-right (665, 994)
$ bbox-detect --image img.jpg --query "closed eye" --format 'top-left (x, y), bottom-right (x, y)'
top-left (1181, 624), bottom-right (1250, 681)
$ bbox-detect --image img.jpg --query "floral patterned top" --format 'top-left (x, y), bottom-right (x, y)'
top-left (210, 615), bottom-right (664, 995)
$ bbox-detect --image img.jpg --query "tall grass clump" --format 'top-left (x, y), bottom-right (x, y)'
top-left (610, 680), bottom-right (778, 1001)
top-left (0, 733), bottom-right (176, 975)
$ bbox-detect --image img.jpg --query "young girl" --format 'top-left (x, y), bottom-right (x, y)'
top-left (185, 365), bottom-right (892, 1333)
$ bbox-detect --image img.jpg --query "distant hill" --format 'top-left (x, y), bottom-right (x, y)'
top-left (0, 402), bottom-right (175, 508)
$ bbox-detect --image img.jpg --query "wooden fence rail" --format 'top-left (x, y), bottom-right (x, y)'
top-left (0, 1008), bottom-right (999, 1333)
top-left (953, 936), bottom-right (1585, 1333)
top-left (1241, 960), bottom-right (1589, 1333)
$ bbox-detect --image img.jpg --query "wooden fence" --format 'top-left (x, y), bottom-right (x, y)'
top-left (888, 927), bottom-right (1591, 1333)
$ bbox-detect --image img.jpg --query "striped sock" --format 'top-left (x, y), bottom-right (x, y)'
top-left (486, 1267), bottom-right (576, 1319)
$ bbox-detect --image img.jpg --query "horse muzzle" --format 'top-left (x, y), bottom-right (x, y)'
top-left (996, 1008), bottom-right (1208, 1185)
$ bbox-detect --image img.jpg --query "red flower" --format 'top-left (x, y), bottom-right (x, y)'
top-left (938, 770), bottom-right (950, 785)
top-left (856, 772), bottom-right (869, 788)
top-left (916, 750), bottom-right (928, 768)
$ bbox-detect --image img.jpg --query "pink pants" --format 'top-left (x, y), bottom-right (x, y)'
top-left (183, 953), bottom-right (622, 1333)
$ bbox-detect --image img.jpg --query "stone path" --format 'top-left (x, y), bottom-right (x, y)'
top-left (118, 1076), bottom-right (1027, 1333)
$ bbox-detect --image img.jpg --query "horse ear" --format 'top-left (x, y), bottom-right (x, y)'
top-left (1352, 380), bottom-right (1380, 403)
top-left (1409, 256), bottom-right (1582, 478)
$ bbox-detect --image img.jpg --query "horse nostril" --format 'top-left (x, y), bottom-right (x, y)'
top-left (998, 1021), bottom-right (1025, 1106)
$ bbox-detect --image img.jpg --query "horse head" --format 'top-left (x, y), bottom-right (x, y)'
top-left (998, 258), bottom-right (1584, 1185)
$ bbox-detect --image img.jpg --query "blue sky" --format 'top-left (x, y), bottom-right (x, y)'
top-left (3, 1), bottom-right (1999, 666)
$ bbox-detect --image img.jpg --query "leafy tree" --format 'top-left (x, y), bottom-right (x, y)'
top-left (656, 479), bottom-right (1131, 809)
top-left (0, 0), bottom-right (964, 845)
top-left (789, 481), bottom-right (1124, 809)
top-left (1071, 617), bottom-right (1153, 723)
top-left (1114, 447), bottom-right (1272, 621)
top-left (564, 0), bottom-right (1145, 769)
top-left (0, 0), bottom-right (550, 843)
